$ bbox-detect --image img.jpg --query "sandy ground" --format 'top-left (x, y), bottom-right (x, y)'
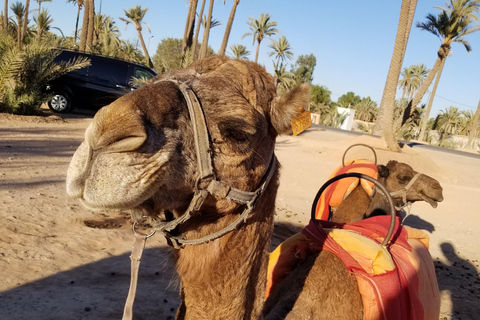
top-left (0, 109), bottom-right (479, 320)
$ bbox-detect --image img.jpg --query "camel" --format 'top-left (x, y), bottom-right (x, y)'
top-left (263, 161), bottom-right (444, 320)
top-left (66, 56), bottom-right (309, 320)
top-left (328, 160), bottom-right (444, 223)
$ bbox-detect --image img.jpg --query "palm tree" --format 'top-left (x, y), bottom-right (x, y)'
top-left (268, 36), bottom-right (293, 70)
top-left (435, 106), bottom-right (462, 145)
top-left (410, 0), bottom-right (480, 140)
top-left (466, 100), bottom-right (480, 148)
top-left (3, 0), bottom-right (8, 31)
top-left (78, 0), bottom-right (90, 51)
top-left (120, 5), bottom-right (153, 69)
top-left (66, 0), bottom-right (84, 44)
top-left (85, 0), bottom-right (94, 50)
top-left (35, 0), bottom-right (51, 14)
top-left (34, 8), bottom-right (52, 40)
top-left (398, 63), bottom-right (429, 125)
top-left (198, 0), bottom-right (214, 59)
top-left (11, 1), bottom-right (25, 49)
top-left (273, 63), bottom-right (295, 93)
top-left (21, 0), bottom-right (30, 44)
top-left (229, 43), bottom-right (249, 59)
top-left (373, 0), bottom-right (417, 151)
top-left (202, 14), bottom-right (221, 29)
top-left (191, 0), bottom-right (206, 59)
top-left (218, 0), bottom-right (240, 56)
top-left (398, 65), bottom-right (415, 102)
top-left (182, 0), bottom-right (197, 55)
top-left (242, 13), bottom-right (278, 63)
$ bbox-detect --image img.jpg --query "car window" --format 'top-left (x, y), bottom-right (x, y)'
top-left (88, 60), bottom-right (129, 87)
top-left (134, 67), bottom-right (155, 80)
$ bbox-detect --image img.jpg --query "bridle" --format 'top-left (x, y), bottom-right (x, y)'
top-left (390, 172), bottom-right (423, 210)
top-left (122, 79), bottom-right (277, 320)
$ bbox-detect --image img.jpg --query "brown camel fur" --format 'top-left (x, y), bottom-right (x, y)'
top-left (331, 160), bottom-right (444, 223)
top-left (66, 56), bottom-right (309, 320)
top-left (263, 161), bottom-right (444, 320)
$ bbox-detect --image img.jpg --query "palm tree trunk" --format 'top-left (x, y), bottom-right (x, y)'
top-left (192, 0), bottom-right (206, 60)
top-left (136, 25), bottom-right (153, 69)
top-left (374, 0), bottom-right (416, 137)
top-left (198, 0), bottom-right (214, 60)
top-left (418, 58), bottom-right (446, 141)
top-left (218, 0), bottom-right (239, 56)
top-left (182, 0), bottom-right (197, 55)
top-left (21, 0), bottom-right (30, 43)
top-left (375, 0), bottom-right (417, 152)
top-left (79, 0), bottom-right (89, 51)
top-left (466, 100), bottom-right (480, 149)
top-left (254, 40), bottom-right (260, 63)
top-left (86, 0), bottom-right (94, 51)
top-left (16, 16), bottom-right (22, 49)
top-left (74, 5), bottom-right (81, 43)
top-left (3, 0), bottom-right (7, 31)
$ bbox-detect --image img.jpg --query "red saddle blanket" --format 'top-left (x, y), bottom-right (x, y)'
top-left (266, 216), bottom-right (440, 320)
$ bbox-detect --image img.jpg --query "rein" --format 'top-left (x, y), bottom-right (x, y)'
top-left (122, 79), bottom-right (276, 320)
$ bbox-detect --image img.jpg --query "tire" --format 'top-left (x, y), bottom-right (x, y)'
top-left (48, 92), bottom-right (72, 113)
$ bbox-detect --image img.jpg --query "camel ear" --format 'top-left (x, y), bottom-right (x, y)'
top-left (270, 84), bottom-right (310, 135)
top-left (378, 165), bottom-right (390, 178)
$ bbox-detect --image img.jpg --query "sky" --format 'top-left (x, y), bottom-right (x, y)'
top-left (28, 0), bottom-right (480, 118)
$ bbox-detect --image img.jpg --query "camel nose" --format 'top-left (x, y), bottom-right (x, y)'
top-left (85, 104), bottom-right (147, 153)
top-left (430, 182), bottom-right (444, 202)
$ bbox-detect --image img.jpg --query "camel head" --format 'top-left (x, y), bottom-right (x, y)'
top-left (378, 160), bottom-right (444, 208)
top-left (66, 56), bottom-right (309, 222)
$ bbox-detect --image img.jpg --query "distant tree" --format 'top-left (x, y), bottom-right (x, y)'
top-left (337, 91), bottom-right (361, 107)
top-left (410, 0), bottom-right (480, 141)
top-left (198, 0), bottom-right (214, 59)
top-left (191, 0), bottom-right (206, 59)
top-left (291, 54), bottom-right (316, 84)
top-left (268, 36), bottom-right (293, 70)
top-left (353, 98), bottom-right (378, 122)
top-left (466, 100), bottom-right (480, 148)
top-left (3, 0), bottom-right (8, 31)
top-left (66, 0), bottom-right (84, 44)
top-left (218, 0), bottom-right (240, 56)
top-left (153, 38), bottom-right (183, 73)
top-left (229, 43), bottom-right (249, 59)
top-left (11, 1), bottom-right (25, 49)
top-left (182, 0), bottom-right (197, 56)
top-left (434, 106), bottom-right (462, 145)
top-left (120, 5), bottom-right (153, 69)
top-left (273, 63), bottom-right (295, 93)
top-left (21, 0), bottom-right (30, 44)
top-left (242, 13), bottom-right (278, 63)
top-left (35, 0), bottom-right (51, 13)
top-left (34, 8), bottom-right (53, 40)
top-left (310, 84), bottom-right (331, 107)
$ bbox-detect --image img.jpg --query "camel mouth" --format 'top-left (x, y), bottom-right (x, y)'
top-left (419, 192), bottom-right (439, 208)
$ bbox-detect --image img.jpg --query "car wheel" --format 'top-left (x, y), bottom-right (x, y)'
top-left (48, 92), bottom-right (72, 113)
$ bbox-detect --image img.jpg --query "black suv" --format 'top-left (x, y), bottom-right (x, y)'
top-left (46, 50), bottom-right (157, 113)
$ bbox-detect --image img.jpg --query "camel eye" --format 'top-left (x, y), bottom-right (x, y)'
top-left (397, 175), bottom-right (410, 184)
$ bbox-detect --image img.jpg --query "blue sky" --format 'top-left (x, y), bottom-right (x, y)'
top-left (33, 0), bottom-right (480, 118)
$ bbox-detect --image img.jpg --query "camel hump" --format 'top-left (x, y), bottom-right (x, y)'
top-left (314, 159), bottom-right (379, 220)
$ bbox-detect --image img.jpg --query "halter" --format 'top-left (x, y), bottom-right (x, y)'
top-left (390, 172), bottom-right (423, 210)
top-left (150, 79), bottom-right (277, 248)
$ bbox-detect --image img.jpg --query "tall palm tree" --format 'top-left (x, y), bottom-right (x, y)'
top-left (373, 0), bottom-right (417, 151)
top-left (229, 43), bottom-right (249, 59)
top-left (242, 13), bottom-right (278, 63)
top-left (409, 0), bottom-right (480, 140)
top-left (11, 1), bottom-right (25, 49)
top-left (182, 0), bottom-right (197, 55)
top-left (198, 0), bottom-right (214, 59)
top-left (202, 14), bottom-right (221, 29)
top-left (35, 0), bottom-right (51, 13)
top-left (120, 5), bottom-right (153, 69)
top-left (273, 63), bottom-right (295, 93)
top-left (21, 0), bottom-right (30, 44)
top-left (268, 36), bottom-right (293, 70)
top-left (3, 0), bottom-right (8, 31)
top-left (191, 0), bottom-right (206, 59)
top-left (34, 8), bottom-right (52, 40)
top-left (78, 0), bottom-right (90, 51)
top-left (66, 0), bottom-right (84, 44)
top-left (85, 0), bottom-right (94, 50)
top-left (218, 0), bottom-right (240, 56)
top-left (398, 65), bottom-right (415, 102)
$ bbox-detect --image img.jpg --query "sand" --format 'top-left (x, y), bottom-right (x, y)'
top-left (0, 111), bottom-right (479, 320)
